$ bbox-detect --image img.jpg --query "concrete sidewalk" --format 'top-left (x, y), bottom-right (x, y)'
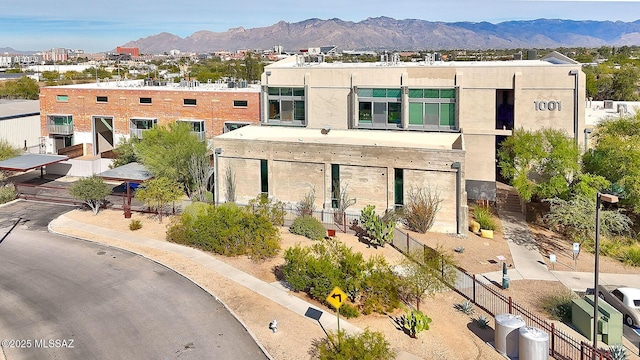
top-left (49, 214), bottom-right (422, 360)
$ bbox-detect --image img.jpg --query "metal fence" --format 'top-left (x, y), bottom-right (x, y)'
top-left (391, 228), bottom-right (613, 360)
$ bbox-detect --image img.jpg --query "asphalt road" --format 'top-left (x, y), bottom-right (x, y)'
top-left (0, 201), bottom-right (268, 360)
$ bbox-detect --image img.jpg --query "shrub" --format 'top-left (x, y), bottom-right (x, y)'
top-left (248, 194), bottom-right (286, 226)
top-left (0, 183), bottom-right (16, 204)
top-left (338, 303), bottom-right (360, 319)
top-left (289, 215), bottom-right (326, 240)
top-left (475, 315), bottom-right (490, 329)
top-left (295, 187), bottom-right (316, 217)
top-left (129, 219), bottom-right (142, 231)
top-left (314, 329), bottom-right (396, 360)
top-left (540, 290), bottom-right (575, 322)
top-left (281, 238), bottom-right (401, 316)
top-left (473, 205), bottom-right (497, 231)
top-left (399, 308), bottom-right (432, 338)
top-left (621, 244), bottom-right (640, 267)
top-left (400, 187), bottom-right (442, 233)
top-left (166, 202), bottom-right (281, 261)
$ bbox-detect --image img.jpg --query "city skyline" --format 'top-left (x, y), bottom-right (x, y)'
top-left (1, 0), bottom-right (639, 53)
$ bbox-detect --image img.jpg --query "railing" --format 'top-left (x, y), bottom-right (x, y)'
top-left (191, 130), bottom-right (206, 142)
top-left (392, 228), bottom-right (614, 360)
top-left (47, 124), bottom-right (73, 135)
top-left (129, 128), bottom-right (148, 139)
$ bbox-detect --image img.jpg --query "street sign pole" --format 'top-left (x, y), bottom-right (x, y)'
top-left (326, 286), bottom-right (347, 350)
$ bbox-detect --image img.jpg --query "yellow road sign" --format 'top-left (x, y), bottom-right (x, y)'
top-left (326, 286), bottom-right (347, 309)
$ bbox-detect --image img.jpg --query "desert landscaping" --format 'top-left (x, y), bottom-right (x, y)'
top-left (55, 206), bottom-right (640, 359)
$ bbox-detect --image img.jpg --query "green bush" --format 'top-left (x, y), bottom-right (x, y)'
top-left (281, 238), bottom-right (401, 316)
top-left (129, 219), bottom-right (142, 231)
top-left (473, 206), bottom-right (497, 231)
top-left (0, 183), bottom-right (16, 204)
top-left (622, 244), bottom-right (640, 267)
top-left (315, 329), bottom-right (396, 360)
top-left (540, 290), bottom-right (575, 322)
top-left (166, 202), bottom-right (281, 261)
top-left (289, 215), bottom-right (326, 240)
top-left (247, 194), bottom-right (286, 226)
top-left (338, 303), bottom-right (360, 319)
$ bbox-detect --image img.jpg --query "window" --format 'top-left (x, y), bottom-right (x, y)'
top-left (408, 88), bottom-right (457, 130)
top-left (266, 87), bottom-right (305, 125)
top-left (130, 118), bottom-right (157, 138)
top-left (183, 98), bottom-right (197, 106)
top-left (46, 114), bottom-right (73, 135)
top-left (394, 168), bottom-right (404, 208)
top-left (96, 96), bottom-right (108, 103)
top-left (176, 120), bottom-right (206, 141)
top-left (139, 97), bottom-right (152, 104)
top-left (224, 122), bottom-right (251, 133)
top-left (56, 95), bottom-right (68, 102)
top-left (233, 100), bottom-right (248, 107)
top-left (260, 159), bottom-right (269, 194)
top-left (357, 88), bottom-right (401, 128)
top-left (331, 164), bottom-right (340, 209)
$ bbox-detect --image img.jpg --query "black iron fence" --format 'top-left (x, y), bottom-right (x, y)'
top-left (391, 227), bottom-right (613, 360)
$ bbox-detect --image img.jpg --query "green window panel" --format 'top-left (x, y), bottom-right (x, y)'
top-left (386, 88), bottom-right (401, 98)
top-left (424, 89), bottom-right (439, 98)
top-left (331, 164), bottom-right (340, 209)
top-left (440, 89), bottom-right (456, 99)
top-left (372, 88), bottom-right (387, 98)
top-left (268, 87), bottom-right (280, 95)
top-left (294, 101), bottom-right (305, 121)
top-left (280, 87), bottom-right (292, 96)
top-left (260, 160), bottom-right (268, 194)
top-left (440, 103), bottom-right (456, 126)
top-left (425, 103), bottom-right (439, 125)
top-left (388, 102), bottom-right (401, 123)
top-left (358, 88), bottom-right (373, 97)
top-left (409, 103), bottom-right (423, 125)
top-left (408, 89), bottom-right (424, 98)
top-left (394, 168), bottom-right (404, 207)
top-left (293, 88), bottom-right (304, 96)
top-left (56, 95), bottom-right (68, 102)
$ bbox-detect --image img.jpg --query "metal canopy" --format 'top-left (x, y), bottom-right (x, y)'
top-left (0, 154), bottom-right (69, 172)
top-left (97, 162), bottom-right (153, 182)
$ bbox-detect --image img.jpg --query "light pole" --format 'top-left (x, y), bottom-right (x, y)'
top-left (592, 192), bottom-right (618, 355)
top-left (584, 128), bottom-right (593, 153)
top-left (214, 148), bottom-right (222, 205)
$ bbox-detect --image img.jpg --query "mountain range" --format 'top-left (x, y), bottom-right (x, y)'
top-left (120, 17), bottom-right (640, 53)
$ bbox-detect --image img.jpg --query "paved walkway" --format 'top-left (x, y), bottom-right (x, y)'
top-left (48, 214), bottom-right (421, 360)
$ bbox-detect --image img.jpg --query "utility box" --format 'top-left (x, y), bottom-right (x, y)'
top-left (571, 295), bottom-right (623, 345)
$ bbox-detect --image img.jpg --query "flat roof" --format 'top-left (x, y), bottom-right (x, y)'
top-left (585, 100), bottom-right (640, 127)
top-left (43, 79), bottom-right (261, 93)
top-left (97, 162), bottom-right (153, 182)
top-left (216, 125), bottom-right (462, 150)
top-left (0, 154), bottom-right (68, 172)
top-left (0, 100), bottom-right (39, 118)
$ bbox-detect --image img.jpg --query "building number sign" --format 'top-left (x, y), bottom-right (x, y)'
top-left (534, 100), bottom-right (562, 111)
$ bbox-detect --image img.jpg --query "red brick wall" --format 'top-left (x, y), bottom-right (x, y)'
top-left (39, 86), bottom-right (261, 138)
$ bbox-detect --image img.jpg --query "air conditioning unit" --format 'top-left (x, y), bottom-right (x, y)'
top-left (604, 100), bottom-right (614, 109)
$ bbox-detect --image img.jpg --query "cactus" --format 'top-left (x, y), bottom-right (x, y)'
top-left (400, 309), bottom-right (432, 338)
top-left (608, 344), bottom-right (628, 360)
top-left (359, 205), bottom-right (395, 247)
top-left (454, 300), bottom-right (475, 315)
top-left (475, 315), bottom-right (490, 329)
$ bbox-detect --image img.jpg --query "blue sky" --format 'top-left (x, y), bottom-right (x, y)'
top-left (1, 0), bottom-right (639, 53)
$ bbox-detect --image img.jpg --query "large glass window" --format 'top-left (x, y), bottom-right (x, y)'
top-left (394, 168), bottom-right (404, 209)
top-left (408, 88), bottom-right (457, 130)
top-left (331, 164), bottom-right (339, 209)
top-left (46, 115), bottom-right (73, 135)
top-left (130, 118), bottom-right (157, 139)
top-left (357, 88), bottom-right (401, 128)
top-left (177, 120), bottom-right (206, 141)
top-left (266, 87), bottom-right (305, 126)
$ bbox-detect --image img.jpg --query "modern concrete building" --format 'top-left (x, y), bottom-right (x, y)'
top-left (39, 79), bottom-right (261, 156)
top-left (251, 52), bottom-right (585, 202)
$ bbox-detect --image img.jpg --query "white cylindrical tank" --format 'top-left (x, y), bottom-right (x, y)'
top-left (519, 326), bottom-right (549, 360)
top-left (495, 313), bottom-right (526, 358)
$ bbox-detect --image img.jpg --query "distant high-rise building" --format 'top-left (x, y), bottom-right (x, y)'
top-left (116, 46), bottom-right (140, 57)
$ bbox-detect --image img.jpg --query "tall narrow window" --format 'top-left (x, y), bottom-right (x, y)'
top-left (394, 168), bottom-right (404, 208)
top-left (331, 164), bottom-right (340, 208)
top-left (260, 159), bottom-right (268, 194)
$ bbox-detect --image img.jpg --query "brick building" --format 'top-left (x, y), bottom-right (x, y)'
top-left (39, 79), bottom-right (260, 155)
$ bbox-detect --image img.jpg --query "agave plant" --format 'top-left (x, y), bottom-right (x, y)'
top-left (609, 344), bottom-right (628, 360)
top-left (475, 315), bottom-right (490, 329)
top-left (454, 300), bottom-right (475, 315)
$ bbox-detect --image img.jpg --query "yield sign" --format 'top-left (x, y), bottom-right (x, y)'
top-left (326, 286), bottom-right (347, 309)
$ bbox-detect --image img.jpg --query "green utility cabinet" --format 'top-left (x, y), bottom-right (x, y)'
top-left (571, 295), bottom-right (623, 345)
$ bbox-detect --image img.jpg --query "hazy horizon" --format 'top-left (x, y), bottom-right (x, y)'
top-left (1, 0), bottom-right (639, 53)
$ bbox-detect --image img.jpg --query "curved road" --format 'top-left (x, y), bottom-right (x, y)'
top-left (0, 201), bottom-right (268, 360)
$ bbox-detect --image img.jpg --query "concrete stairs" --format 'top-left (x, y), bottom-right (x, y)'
top-left (496, 182), bottom-right (524, 214)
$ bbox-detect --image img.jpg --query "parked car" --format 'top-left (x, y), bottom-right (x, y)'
top-left (596, 285), bottom-right (640, 327)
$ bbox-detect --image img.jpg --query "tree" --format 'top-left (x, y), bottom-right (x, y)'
top-left (583, 112), bottom-right (640, 213)
top-left (0, 139), bottom-right (20, 184)
top-left (187, 154), bottom-right (211, 202)
top-left (611, 64), bottom-right (640, 101)
top-left (399, 248), bottom-right (457, 311)
top-left (109, 136), bottom-right (140, 169)
top-left (135, 177), bottom-right (183, 223)
top-left (134, 122), bottom-right (208, 198)
top-left (498, 128), bottom-right (580, 202)
top-left (0, 76), bottom-right (39, 100)
top-left (69, 175), bottom-right (111, 215)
